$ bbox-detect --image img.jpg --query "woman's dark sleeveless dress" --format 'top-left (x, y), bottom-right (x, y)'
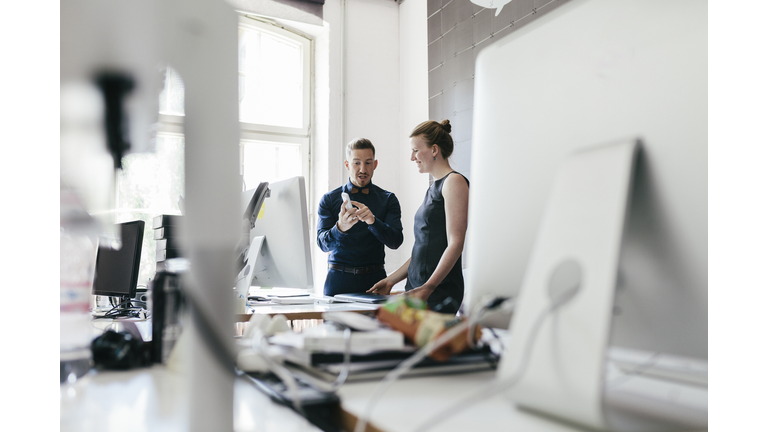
top-left (405, 171), bottom-right (469, 314)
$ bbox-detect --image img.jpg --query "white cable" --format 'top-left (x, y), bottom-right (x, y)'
top-left (254, 335), bottom-right (306, 415)
top-left (466, 297), bottom-right (516, 349)
top-left (353, 299), bottom-right (518, 432)
top-left (324, 325), bottom-right (353, 391)
top-left (281, 325), bottom-right (353, 393)
top-left (410, 299), bottom-right (564, 432)
top-left (352, 318), bottom-right (473, 432)
top-left (245, 323), bottom-right (353, 416)
top-left (603, 352), bottom-right (661, 389)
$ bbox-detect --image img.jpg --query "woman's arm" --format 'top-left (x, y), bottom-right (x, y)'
top-left (407, 174), bottom-right (469, 302)
top-left (367, 258), bottom-right (411, 295)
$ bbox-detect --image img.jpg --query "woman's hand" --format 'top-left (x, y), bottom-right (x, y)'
top-left (405, 284), bottom-right (436, 302)
top-left (367, 278), bottom-right (395, 295)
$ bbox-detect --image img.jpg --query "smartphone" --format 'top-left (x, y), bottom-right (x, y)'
top-left (341, 192), bottom-right (354, 210)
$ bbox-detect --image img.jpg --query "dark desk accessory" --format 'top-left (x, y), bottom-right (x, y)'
top-left (244, 372), bottom-right (342, 432)
top-left (91, 330), bottom-right (152, 370)
top-left (151, 270), bottom-right (186, 364)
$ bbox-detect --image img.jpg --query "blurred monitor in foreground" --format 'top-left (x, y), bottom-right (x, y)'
top-left (236, 176), bottom-right (313, 294)
top-left (466, 0), bottom-right (706, 360)
top-left (465, 0), bottom-right (708, 430)
top-left (466, 0), bottom-right (706, 429)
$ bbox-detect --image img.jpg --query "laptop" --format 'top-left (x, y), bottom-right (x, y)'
top-left (332, 293), bottom-right (392, 304)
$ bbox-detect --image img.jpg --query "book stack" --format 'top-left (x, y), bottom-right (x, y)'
top-left (153, 214), bottom-right (183, 273)
top-left (262, 323), bottom-right (499, 382)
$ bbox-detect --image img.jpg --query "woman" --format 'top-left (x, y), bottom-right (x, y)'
top-left (367, 120), bottom-right (469, 314)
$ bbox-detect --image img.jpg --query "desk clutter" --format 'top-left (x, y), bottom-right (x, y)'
top-left (153, 214), bottom-right (183, 273)
top-left (237, 296), bottom-right (499, 431)
top-left (232, 297), bottom-right (498, 432)
top-left (238, 297), bottom-right (494, 376)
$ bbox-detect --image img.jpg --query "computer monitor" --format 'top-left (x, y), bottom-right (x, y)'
top-left (236, 176), bottom-right (314, 294)
top-left (466, 0), bottom-right (705, 429)
top-left (92, 220), bottom-right (146, 299)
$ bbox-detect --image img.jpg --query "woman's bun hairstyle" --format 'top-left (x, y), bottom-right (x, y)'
top-left (439, 119), bottom-right (452, 134)
top-left (410, 119), bottom-right (454, 159)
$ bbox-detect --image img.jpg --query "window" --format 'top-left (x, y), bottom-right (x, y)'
top-left (115, 134), bottom-right (184, 286)
top-left (237, 16), bottom-right (311, 189)
top-left (115, 16), bottom-right (312, 287)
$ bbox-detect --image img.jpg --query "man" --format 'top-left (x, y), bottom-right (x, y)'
top-left (317, 138), bottom-right (403, 296)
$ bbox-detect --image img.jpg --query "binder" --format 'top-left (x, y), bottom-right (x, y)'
top-left (153, 225), bottom-right (178, 239)
top-left (156, 248), bottom-right (183, 262)
top-left (152, 214), bottom-right (183, 229)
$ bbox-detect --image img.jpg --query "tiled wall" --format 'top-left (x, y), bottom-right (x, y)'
top-left (426, 0), bottom-right (569, 180)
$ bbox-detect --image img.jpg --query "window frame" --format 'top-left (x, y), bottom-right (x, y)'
top-left (237, 15), bottom-right (312, 188)
top-left (237, 15), bottom-right (312, 137)
top-left (156, 15), bottom-right (313, 187)
top-left (113, 14), bottom-right (314, 289)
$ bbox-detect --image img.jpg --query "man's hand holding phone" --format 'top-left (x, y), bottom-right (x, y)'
top-left (337, 192), bottom-right (359, 233)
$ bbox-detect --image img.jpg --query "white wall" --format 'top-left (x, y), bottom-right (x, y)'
top-left (304, 0), bottom-right (428, 293)
top-left (250, 0), bottom-right (429, 293)
top-left (343, 0), bottom-right (402, 277)
top-left (398, 0), bottom-right (430, 284)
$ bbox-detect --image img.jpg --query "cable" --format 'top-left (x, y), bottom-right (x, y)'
top-left (484, 327), bottom-right (506, 353)
top-left (603, 351), bottom-right (662, 389)
top-left (280, 323), bottom-right (353, 393)
top-left (242, 322), bottom-right (353, 415)
top-left (352, 298), bottom-right (513, 432)
top-left (410, 297), bottom-right (571, 432)
top-left (352, 318), bottom-right (472, 432)
top-left (466, 297), bottom-right (516, 349)
top-left (254, 334), bottom-right (306, 416)
top-left (94, 297), bottom-right (145, 319)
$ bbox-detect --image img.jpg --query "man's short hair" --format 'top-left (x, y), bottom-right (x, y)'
top-left (346, 138), bottom-right (376, 161)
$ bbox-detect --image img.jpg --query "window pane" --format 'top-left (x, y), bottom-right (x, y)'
top-left (239, 26), bottom-right (304, 128)
top-left (159, 67), bottom-right (185, 115)
top-left (116, 135), bottom-right (185, 286)
top-left (242, 140), bottom-right (302, 190)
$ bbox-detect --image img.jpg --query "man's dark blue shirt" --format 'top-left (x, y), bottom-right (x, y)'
top-left (317, 180), bottom-right (403, 267)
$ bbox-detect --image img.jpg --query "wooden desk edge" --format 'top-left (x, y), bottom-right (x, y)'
top-left (337, 407), bottom-right (387, 432)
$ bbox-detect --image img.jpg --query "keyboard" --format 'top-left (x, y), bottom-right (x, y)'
top-left (603, 346), bottom-right (707, 430)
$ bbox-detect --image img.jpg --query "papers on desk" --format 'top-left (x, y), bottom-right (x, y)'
top-left (270, 323), bottom-right (405, 354)
top-left (269, 296), bottom-right (317, 305)
top-left (268, 323), bottom-right (498, 383)
top-left (246, 294), bottom-right (356, 306)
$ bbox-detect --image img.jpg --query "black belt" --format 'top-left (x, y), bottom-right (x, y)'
top-left (328, 264), bottom-right (385, 275)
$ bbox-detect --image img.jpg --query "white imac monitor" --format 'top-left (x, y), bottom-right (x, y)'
top-left (236, 176), bottom-right (314, 294)
top-left (465, 0), bottom-right (706, 430)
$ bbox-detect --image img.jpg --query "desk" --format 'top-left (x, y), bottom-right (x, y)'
top-left (236, 302), bottom-right (381, 322)
top-left (336, 371), bottom-right (709, 432)
top-left (60, 365), bottom-right (322, 432)
top-left (90, 316), bottom-right (153, 341)
top-left (66, 316), bottom-right (707, 432)
top-left (63, 313), bottom-right (325, 431)
top-left (336, 370), bottom-right (585, 432)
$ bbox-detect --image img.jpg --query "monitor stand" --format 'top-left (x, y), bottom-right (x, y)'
top-left (94, 294), bottom-right (148, 319)
top-left (498, 139), bottom-right (638, 430)
top-left (235, 235), bottom-right (266, 298)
